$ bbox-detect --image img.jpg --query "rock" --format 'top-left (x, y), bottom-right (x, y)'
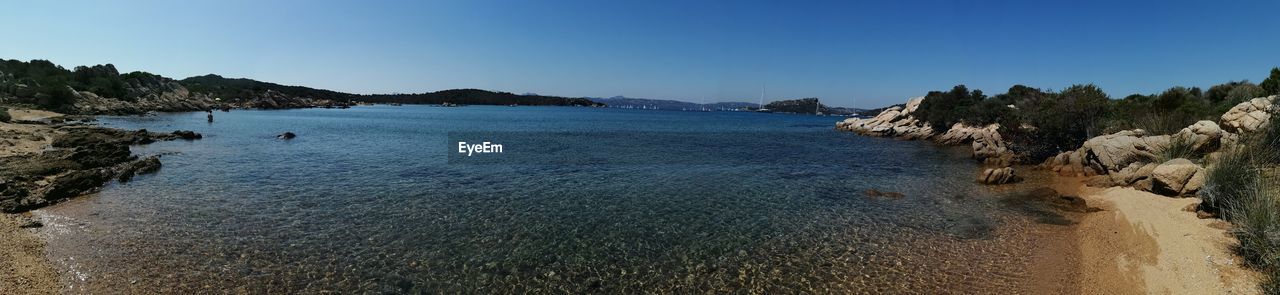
top-left (978, 167), bottom-right (1021, 185)
top-left (1151, 158), bottom-right (1203, 196)
top-left (1174, 120), bottom-right (1225, 153)
top-left (278, 132), bottom-right (297, 140)
top-left (836, 97), bottom-right (933, 139)
top-left (1220, 95), bottom-right (1278, 133)
top-left (171, 130), bottom-right (202, 140)
top-left (863, 189), bottom-right (904, 199)
top-left (1196, 210), bottom-right (1216, 219)
top-left (42, 168), bottom-right (112, 203)
top-left (117, 156), bottom-right (162, 183)
top-left (1044, 128), bottom-right (1186, 177)
top-left (1183, 202), bottom-right (1200, 212)
top-left (1005, 187), bottom-right (1093, 214)
top-left (15, 215), bottom-right (41, 228)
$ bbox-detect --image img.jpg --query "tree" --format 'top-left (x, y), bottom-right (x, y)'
top-left (1262, 67), bottom-right (1280, 96)
top-left (914, 85), bottom-right (987, 130)
top-left (1227, 82), bottom-right (1265, 102)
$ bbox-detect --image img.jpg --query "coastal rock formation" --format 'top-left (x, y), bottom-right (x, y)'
top-left (978, 167), bottom-right (1021, 184)
top-left (1151, 158), bottom-right (1205, 197)
top-left (837, 97), bottom-right (1018, 164)
top-left (1045, 130), bottom-right (1170, 177)
top-left (0, 122), bottom-right (196, 212)
top-left (836, 97), bottom-right (932, 139)
top-left (1220, 95), bottom-right (1278, 133)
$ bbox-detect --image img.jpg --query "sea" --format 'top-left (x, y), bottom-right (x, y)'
top-left (36, 105), bottom-right (1076, 293)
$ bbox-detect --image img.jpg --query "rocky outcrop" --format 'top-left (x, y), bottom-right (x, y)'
top-left (1220, 95), bottom-right (1277, 133)
top-left (837, 97), bottom-right (1018, 165)
top-left (1044, 96), bottom-right (1276, 197)
top-left (836, 97), bottom-right (933, 139)
top-left (978, 167), bottom-right (1021, 185)
top-left (1045, 130), bottom-right (1169, 177)
top-left (0, 125), bottom-right (195, 212)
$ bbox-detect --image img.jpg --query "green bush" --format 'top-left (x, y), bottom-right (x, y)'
top-left (914, 85), bottom-right (987, 130)
top-left (1262, 67), bottom-right (1280, 96)
top-left (0, 107), bottom-right (10, 122)
top-left (1156, 134), bottom-right (1197, 162)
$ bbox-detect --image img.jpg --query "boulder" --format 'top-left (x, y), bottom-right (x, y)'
top-left (1173, 120), bottom-right (1225, 153)
top-left (171, 130), bottom-right (202, 140)
top-left (278, 132), bottom-right (297, 140)
top-left (1220, 95), bottom-right (1277, 133)
top-left (978, 167), bottom-right (1021, 185)
top-left (117, 156), bottom-right (162, 183)
top-left (1046, 130), bottom-right (1168, 176)
top-left (1151, 158), bottom-right (1204, 196)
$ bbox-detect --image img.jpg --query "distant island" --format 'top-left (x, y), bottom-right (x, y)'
top-left (0, 59), bottom-right (601, 115)
top-left (586, 96), bottom-right (757, 111)
top-left (761, 98), bottom-right (867, 116)
top-left (0, 58), bottom-right (871, 116)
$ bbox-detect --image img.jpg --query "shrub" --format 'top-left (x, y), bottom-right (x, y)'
top-left (1251, 114), bottom-right (1280, 164)
top-left (0, 107), bottom-right (9, 122)
top-left (914, 85), bottom-right (986, 130)
top-left (1262, 67), bottom-right (1280, 96)
top-left (1228, 82), bottom-right (1266, 102)
top-left (1227, 184), bottom-right (1280, 292)
top-left (1156, 134), bottom-right (1197, 162)
top-left (1201, 144), bottom-right (1260, 213)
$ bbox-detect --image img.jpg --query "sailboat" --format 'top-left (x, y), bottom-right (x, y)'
top-left (814, 98), bottom-right (823, 116)
top-left (756, 84), bottom-right (771, 112)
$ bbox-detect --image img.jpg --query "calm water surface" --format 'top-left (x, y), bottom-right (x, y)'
top-left (38, 105), bottom-right (1069, 293)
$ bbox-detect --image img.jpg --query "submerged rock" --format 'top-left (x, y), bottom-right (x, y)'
top-left (171, 130), bottom-right (202, 140)
top-left (863, 189), bottom-right (904, 199)
top-left (278, 132), bottom-right (297, 140)
top-left (977, 167), bottom-right (1021, 185)
top-left (117, 156), bottom-right (163, 183)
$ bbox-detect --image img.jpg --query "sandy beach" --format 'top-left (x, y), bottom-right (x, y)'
top-left (1074, 184), bottom-right (1261, 294)
top-left (0, 213), bottom-right (58, 295)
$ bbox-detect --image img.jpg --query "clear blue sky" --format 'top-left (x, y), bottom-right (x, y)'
top-left (3, 0), bottom-right (1278, 108)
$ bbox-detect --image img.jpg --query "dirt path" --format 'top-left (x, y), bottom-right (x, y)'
top-left (1077, 186), bottom-right (1260, 294)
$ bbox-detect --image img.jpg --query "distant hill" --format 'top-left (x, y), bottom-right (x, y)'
top-left (180, 74), bottom-right (355, 101)
top-left (354, 89), bottom-right (601, 106)
top-left (764, 98), bottom-right (864, 115)
top-left (587, 96), bottom-right (758, 111)
top-left (0, 58), bottom-right (606, 113)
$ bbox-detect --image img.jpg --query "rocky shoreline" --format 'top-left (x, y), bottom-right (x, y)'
top-left (838, 94), bottom-right (1279, 293)
top-left (0, 110), bottom-right (203, 213)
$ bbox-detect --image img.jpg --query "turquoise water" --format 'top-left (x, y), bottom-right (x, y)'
top-left (40, 105), bottom-right (1063, 293)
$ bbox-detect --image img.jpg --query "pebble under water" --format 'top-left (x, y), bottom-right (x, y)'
top-left (36, 106), bottom-right (1080, 293)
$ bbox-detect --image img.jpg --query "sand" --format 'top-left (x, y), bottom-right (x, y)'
top-left (1075, 185), bottom-right (1261, 294)
top-left (0, 108), bottom-right (59, 157)
top-left (6, 109), bottom-right (63, 122)
top-left (0, 214), bottom-right (58, 295)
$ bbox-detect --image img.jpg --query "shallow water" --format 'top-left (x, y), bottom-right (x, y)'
top-left (38, 106), bottom-right (1073, 293)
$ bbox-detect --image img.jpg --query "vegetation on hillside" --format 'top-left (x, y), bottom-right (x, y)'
top-left (764, 98), bottom-right (831, 114)
top-left (0, 59), bottom-right (168, 111)
top-left (911, 67), bottom-right (1280, 161)
top-left (355, 89), bottom-right (602, 106)
top-left (180, 74), bottom-right (355, 102)
top-left (1, 58), bottom-right (606, 111)
top-left (0, 106), bottom-right (9, 122)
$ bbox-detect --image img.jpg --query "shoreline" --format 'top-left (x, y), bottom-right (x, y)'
top-left (0, 105), bottom-right (1265, 293)
top-left (1073, 182), bottom-right (1261, 293)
